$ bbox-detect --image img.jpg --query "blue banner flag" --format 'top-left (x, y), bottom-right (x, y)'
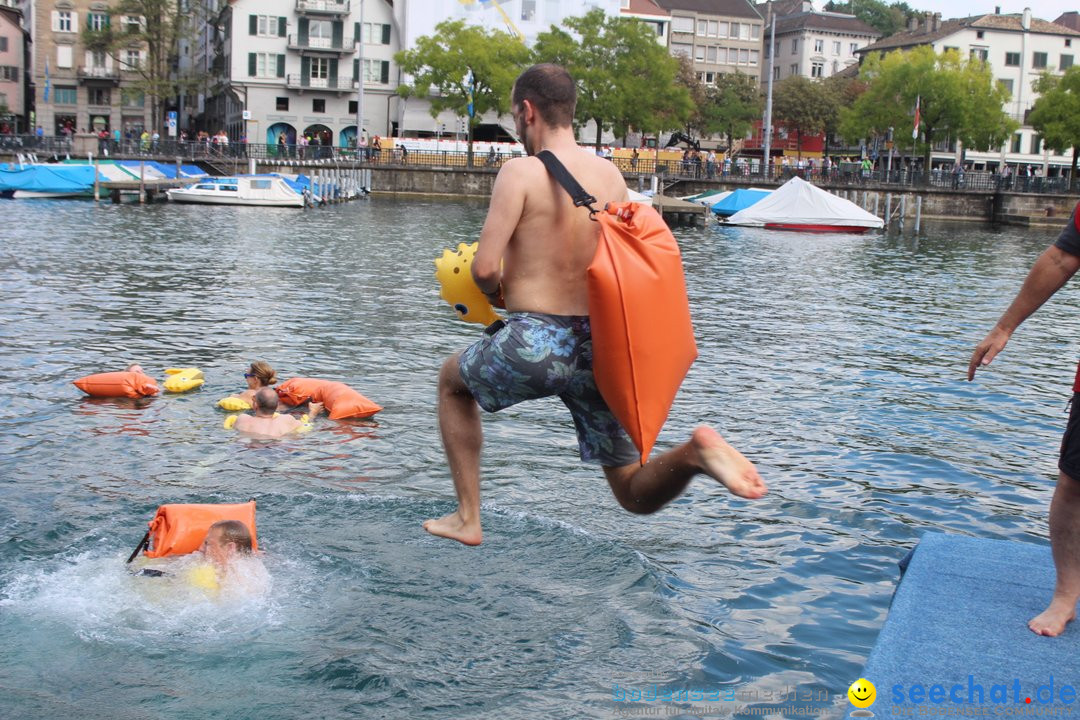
top-left (465, 68), bottom-right (475, 118)
top-left (43, 59), bottom-right (50, 103)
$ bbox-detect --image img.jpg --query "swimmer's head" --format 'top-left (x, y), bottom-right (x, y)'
top-left (253, 387), bottom-right (279, 415)
top-left (126, 364), bottom-right (145, 374)
top-left (200, 520), bottom-right (253, 567)
top-left (246, 360), bottom-right (277, 387)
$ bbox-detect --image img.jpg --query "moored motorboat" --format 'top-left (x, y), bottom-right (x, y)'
top-left (166, 175), bottom-right (304, 207)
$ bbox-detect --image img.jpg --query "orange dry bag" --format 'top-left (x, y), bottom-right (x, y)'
top-left (73, 370), bottom-right (160, 398)
top-left (536, 151), bottom-right (697, 464)
top-left (275, 377), bottom-right (383, 420)
top-left (126, 501), bottom-right (257, 562)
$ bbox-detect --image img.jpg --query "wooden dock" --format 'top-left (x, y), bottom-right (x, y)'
top-left (653, 194), bottom-right (707, 226)
top-left (93, 178), bottom-right (190, 203)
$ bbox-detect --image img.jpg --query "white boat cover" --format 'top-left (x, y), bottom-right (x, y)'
top-left (725, 176), bottom-right (884, 229)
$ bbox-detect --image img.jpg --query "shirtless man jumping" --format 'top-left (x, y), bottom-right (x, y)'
top-left (424, 64), bottom-right (766, 546)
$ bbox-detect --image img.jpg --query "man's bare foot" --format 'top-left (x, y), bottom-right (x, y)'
top-left (423, 510), bottom-right (483, 546)
top-left (1028, 598), bottom-right (1077, 637)
top-left (691, 426), bottom-right (767, 499)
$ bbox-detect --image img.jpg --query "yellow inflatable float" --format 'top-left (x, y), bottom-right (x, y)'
top-left (163, 367), bottom-right (205, 393)
top-left (435, 242), bottom-right (501, 326)
top-left (217, 396), bottom-right (252, 411)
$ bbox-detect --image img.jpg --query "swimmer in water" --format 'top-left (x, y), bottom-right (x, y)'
top-left (233, 387), bottom-right (322, 438)
top-left (227, 361), bottom-right (278, 407)
top-left (135, 520), bottom-right (267, 596)
top-left (197, 519), bottom-right (269, 596)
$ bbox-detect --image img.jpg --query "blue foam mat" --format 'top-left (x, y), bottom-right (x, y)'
top-left (846, 533), bottom-right (1078, 719)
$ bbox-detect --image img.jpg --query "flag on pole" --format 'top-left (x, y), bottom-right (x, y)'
top-left (465, 67), bottom-right (475, 118)
top-left (43, 59), bottom-right (50, 103)
top-left (912, 95), bottom-right (920, 140)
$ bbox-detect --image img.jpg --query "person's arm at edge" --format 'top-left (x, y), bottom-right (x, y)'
top-left (968, 245), bottom-right (1080, 380)
top-left (472, 159), bottom-right (528, 304)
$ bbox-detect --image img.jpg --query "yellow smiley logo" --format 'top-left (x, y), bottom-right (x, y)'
top-left (848, 678), bottom-right (877, 708)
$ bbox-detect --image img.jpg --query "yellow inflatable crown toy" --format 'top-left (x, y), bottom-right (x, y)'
top-left (163, 367), bottom-right (205, 393)
top-left (435, 242), bottom-right (500, 326)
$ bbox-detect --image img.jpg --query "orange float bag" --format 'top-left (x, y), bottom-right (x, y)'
top-left (73, 370), bottom-right (159, 398)
top-left (128, 501), bottom-right (258, 561)
top-left (537, 151), bottom-right (697, 464)
top-left (275, 377), bottom-right (382, 420)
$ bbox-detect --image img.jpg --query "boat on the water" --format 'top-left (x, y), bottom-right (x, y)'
top-left (166, 175), bottom-right (305, 207)
top-left (724, 176), bottom-right (884, 232)
top-left (0, 160), bottom-right (209, 199)
top-left (0, 164), bottom-right (98, 198)
top-left (711, 188), bottom-right (772, 217)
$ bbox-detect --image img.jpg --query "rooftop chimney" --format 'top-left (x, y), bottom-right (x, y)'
top-left (923, 11), bottom-right (932, 33)
top-left (994, 5), bottom-right (1000, 13)
top-left (1022, 7), bottom-right (1031, 30)
top-left (908, 15), bottom-right (918, 31)
top-left (931, 12), bottom-right (940, 31)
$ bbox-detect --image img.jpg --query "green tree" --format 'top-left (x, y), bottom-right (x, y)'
top-left (701, 72), bottom-right (762, 154)
top-left (395, 19), bottom-right (531, 165)
top-left (824, 0), bottom-right (917, 37)
top-left (672, 54), bottom-right (708, 140)
top-left (83, 0), bottom-right (204, 133)
top-left (821, 72), bottom-right (866, 155)
top-left (772, 75), bottom-right (832, 160)
top-left (1029, 68), bottom-right (1080, 185)
top-left (840, 46), bottom-right (1016, 179)
top-left (533, 9), bottom-right (691, 148)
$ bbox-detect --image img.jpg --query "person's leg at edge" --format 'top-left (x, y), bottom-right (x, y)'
top-left (423, 353), bottom-right (484, 545)
top-left (603, 426), bottom-right (766, 515)
top-left (1029, 470), bottom-right (1080, 636)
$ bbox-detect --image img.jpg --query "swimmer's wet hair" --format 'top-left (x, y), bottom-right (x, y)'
top-left (248, 360), bottom-right (277, 386)
top-left (209, 520), bottom-right (253, 553)
top-left (253, 386), bottom-right (279, 414)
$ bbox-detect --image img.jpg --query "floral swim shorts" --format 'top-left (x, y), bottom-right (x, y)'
top-left (458, 312), bottom-right (639, 467)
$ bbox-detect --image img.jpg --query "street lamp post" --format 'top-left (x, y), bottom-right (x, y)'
top-left (763, 1), bottom-right (775, 178)
top-left (355, 0), bottom-right (364, 154)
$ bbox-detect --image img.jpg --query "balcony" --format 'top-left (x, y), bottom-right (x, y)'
top-left (287, 34), bottom-right (356, 53)
top-left (77, 66), bottom-right (121, 84)
top-left (295, 0), bottom-right (349, 15)
top-left (285, 74), bottom-right (357, 92)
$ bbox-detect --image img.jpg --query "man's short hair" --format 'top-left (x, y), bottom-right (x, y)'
top-left (512, 64), bottom-right (576, 128)
top-left (254, 387), bottom-right (279, 414)
top-left (208, 520), bottom-right (253, 553)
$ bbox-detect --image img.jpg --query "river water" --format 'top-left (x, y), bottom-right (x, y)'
top-left (0, 197), bottom-right (1075, 719)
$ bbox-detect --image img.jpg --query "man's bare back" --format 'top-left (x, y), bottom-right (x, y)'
top-left (233, 413), bottom-right (305, 438)
top-left (472, 145), bottom-right (628, 316)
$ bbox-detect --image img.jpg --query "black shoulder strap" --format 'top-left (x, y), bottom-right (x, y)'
top-left (535, 150), bottom-right (599, 216)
